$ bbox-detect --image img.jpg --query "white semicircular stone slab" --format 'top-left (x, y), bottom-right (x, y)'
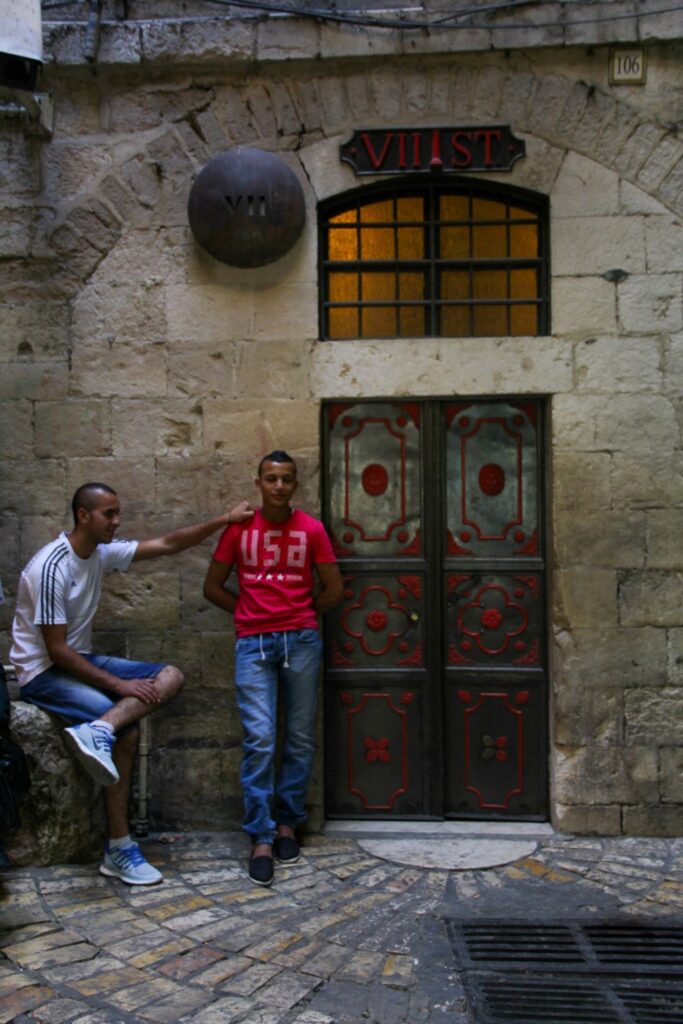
top-left (357, 838), bottom-right (538, 871)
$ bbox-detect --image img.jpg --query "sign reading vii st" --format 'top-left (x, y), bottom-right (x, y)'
top-left (340, 126), bottom-right (525, 176)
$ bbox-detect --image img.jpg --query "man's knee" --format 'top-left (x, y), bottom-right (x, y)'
top-left (159, 665), bottom-right (184, 701)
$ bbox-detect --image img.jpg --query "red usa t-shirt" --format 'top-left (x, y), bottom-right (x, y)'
top-left (212, 508), bottom-right (337, 637)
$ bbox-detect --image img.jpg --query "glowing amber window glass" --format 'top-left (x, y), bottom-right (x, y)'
top-left (321, 182), bottom-right (548, 339)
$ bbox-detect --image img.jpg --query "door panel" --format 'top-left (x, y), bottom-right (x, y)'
top-left (323, 398), bottom-right (547, 821)
top-left (327, 402), bottom-right (422, 558)
top-left (327, 685), bottom-right (427, 816)
top-left (445, 401), bottom-right (540, 559)
top-left (327, 573), bottom-right (424, 669)
top-left (445, 572), bottom-right (543, 669)
top-left (444, 678), bottom-right (546, 817)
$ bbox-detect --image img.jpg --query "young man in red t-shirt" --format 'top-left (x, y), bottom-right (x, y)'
top-left (204, 451), bottom-right (343, 886)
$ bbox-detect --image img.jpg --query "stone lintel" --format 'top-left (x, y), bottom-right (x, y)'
top-left (40, 3), bottom-right (680, 70)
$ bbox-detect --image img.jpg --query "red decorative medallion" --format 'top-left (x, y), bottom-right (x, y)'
top-left (342, 583), bottom-right (411, 657)
top-left (366, 610), bottom-right (388, 632)
top-left (364, 736), bottom-right (391, 763)
top-left (362, 463), bottom-right (389, 496)
top-left (478, 462), bottom-right (506, 496)
top-left (458, 583), bottom-right (528, 656)
top-left (481, 608), bottom-right (504, 630)
top-left (482, 735), bottom-right (509, 763)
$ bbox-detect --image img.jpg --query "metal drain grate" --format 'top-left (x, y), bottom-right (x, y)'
top-left (616, 979), bottom-right (683, 1023)
top-left (466, 974), bottom-right (683, 1024)
top-left (470, 974), bottom-right (623, 1023)
top-left (446, 920), bottom-right (683, 1024)
top-left (451, 923), bottom-right (586, 968)
top-left (586, 925), bottom-right (683, 971)
top-left (447, 921), bottom-right (683, 975)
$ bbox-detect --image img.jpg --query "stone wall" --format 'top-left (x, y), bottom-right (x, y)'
top-left (0, 6), bottom-right (681, 835)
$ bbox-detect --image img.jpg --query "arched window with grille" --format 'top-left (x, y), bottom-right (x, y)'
top-left (319, 178), bottom-right (549, 340)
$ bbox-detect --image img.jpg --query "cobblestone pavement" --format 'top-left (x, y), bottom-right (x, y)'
top-left (1, 831), bottom-right (682, 1023)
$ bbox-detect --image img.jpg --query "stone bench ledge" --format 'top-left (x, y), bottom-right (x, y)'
top-left (7, 700), bottom-right (104, 867)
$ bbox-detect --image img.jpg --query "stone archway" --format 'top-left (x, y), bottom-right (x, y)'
top-left (42, 64), bottom-right (682, 289)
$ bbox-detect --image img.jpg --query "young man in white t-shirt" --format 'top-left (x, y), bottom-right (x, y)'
top-left (11, 482), bottom-right (253, 885)
top-left (204, 451), bottom-right (343, 886)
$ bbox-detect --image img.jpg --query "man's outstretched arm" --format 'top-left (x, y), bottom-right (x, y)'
top-left (133, 501), bottom-right (254, 562)
top-left (314, 563), bottom-right (344, 614)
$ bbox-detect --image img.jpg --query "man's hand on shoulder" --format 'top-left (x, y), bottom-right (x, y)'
top-left (134, 502), bottom-right (255, 561)
top-left (227, 501), bottom-right (255, 525)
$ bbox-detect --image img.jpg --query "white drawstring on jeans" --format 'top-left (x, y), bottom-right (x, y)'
top-left (256, 632), bottom-right (289, 666)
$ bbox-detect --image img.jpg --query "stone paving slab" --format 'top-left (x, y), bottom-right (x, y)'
top-left (0, 831), bottom-right (682, 1023)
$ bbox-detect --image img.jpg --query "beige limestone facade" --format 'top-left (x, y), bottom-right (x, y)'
top-left (1, 2), bottom-right (682, 838)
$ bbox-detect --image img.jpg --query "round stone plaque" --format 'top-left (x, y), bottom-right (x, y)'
top-left (188, 147), bottom-right (306, 267)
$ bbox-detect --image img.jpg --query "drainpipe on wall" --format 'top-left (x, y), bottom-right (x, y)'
top-left (83, 0), bottom-right (102, 64)
top-left (133, 717), bottom-right (150, 837)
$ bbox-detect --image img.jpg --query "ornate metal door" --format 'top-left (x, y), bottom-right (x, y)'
top-left (323, 399), bottom-right (547, 820)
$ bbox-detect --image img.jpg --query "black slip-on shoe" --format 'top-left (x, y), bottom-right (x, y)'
top-left (249, 854), bottom-right (274, 887)
top-left (274, 835), bottom-right (300, 864)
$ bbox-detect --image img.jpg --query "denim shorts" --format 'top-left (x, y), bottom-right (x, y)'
top-left (21, 654), bottom-right (165, 726)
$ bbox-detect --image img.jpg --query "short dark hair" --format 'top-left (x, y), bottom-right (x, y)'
top-left (257, 450), bottom-right (297, 477)
top-left (71, 483), bottom-right (117, 525)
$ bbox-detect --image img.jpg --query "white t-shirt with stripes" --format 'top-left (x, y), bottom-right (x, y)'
top-left (10, 532), bottom-right (138, 687)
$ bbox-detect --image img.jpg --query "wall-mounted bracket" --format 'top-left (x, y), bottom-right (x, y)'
top-left (0, 87), bottom-right (53, 138)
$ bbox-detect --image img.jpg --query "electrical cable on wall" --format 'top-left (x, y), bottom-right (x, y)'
top-left (40, 0), bottom-right (683, 33)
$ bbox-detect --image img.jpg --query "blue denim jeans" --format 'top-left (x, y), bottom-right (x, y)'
top-left (234, 628), bottom-right (323, 846)
top-left (21, 655), bottom-right (165, 728)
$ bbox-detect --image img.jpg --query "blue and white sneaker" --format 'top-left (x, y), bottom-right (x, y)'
top-left (100, 841), bottom-right (163, 886)
top-left (63, 722), bottom-right (119, 786)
